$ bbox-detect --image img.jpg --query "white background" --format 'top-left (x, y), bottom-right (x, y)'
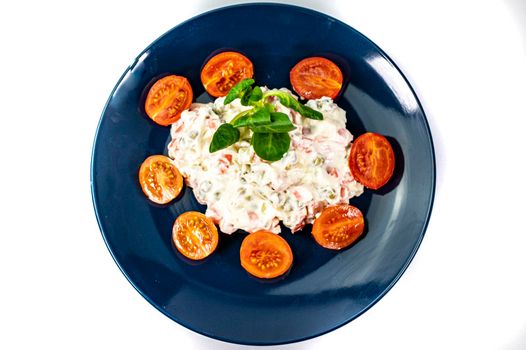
top-left (1, 0), bottom-right (525, 349)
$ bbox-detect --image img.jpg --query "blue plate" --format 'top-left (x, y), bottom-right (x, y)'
top-left (91, 3), bottom-right (435, 345)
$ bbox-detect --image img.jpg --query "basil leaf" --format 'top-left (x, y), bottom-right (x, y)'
top-left (298, 104), bottom-right (323, 120)
top-left (264, 102), bottom-right (275, 113)
top-left (249, 112), bottom-right (295, 133)
top-left (252, 108), bottom-right (272, 124)
top-left (268, 91), bottom-right (323, 120)
top-left (252, 132), bottom-right (291, 162)
top-left (269, 91), bottom-right (298, 109)
top-left (224, 78), bottom-right (255, 105)
top-left (209, 124), bottom-right (240, 153)
top-left (232, 107), bottom-right (270, 128)
top-left (240, 87), bottom-right (253, 106)
top-left (228, 109), bottom-right (252, 126)
top-left (249, 86), bottom-right (263, 103)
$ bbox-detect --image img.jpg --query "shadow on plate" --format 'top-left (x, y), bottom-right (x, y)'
top-left (375, 136), bottom-right (404, 196)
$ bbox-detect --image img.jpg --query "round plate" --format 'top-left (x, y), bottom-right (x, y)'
top-left (91, 3), bottom-right (435, 345)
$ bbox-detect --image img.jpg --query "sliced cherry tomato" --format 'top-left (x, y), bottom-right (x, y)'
top-left (201, 51), bottom-right (254, 97)
top-left (349, 132), bottom-right (395, 190)
top-left (240, 230), bottom-right (293, 279)
top-left (145, 75), bottom-right (193, 126)
top-left (172, 212), bottom-right (219, 260)
top-left (290, 57), bottom-right (343, 100)
top-left (312, 205), bottom-right (364, 250)
top-left (138, 155), bottom-right (183, 204)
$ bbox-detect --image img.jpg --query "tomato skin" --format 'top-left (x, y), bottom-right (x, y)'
top-left (290, 57), bottom-right (343, 100)
top-left (312, 205), bottom-right (364, 250)
top-left (172, 212), bottom-right (219, 260)
top-left (145, 75), bottom-right (193, 126)
top-left (349, 132), bottom-right (395, 190)
top-left (138, 155), bottom-right (183, 204)
top-left (201, 51), bottom-right (254, 97)
top-left (240, 230), bottom-right (293, 279)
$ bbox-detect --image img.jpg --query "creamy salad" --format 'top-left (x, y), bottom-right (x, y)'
top-left (167, 88), bottom-right (363, 234)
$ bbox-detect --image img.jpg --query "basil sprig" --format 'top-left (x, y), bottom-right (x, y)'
top-left (209, 79), bottom-right (323, 161)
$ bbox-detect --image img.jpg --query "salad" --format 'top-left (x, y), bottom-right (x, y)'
top-left (138, 51), bottom-right (395, 280)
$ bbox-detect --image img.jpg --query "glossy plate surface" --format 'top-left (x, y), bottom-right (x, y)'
top-left (91, 3), bottom-right (435, 345)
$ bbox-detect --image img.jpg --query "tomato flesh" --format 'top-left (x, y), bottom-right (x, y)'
top-left (240, 230), bottom-right (293, 279)
top-left (138, 155), bottom-right (183, 204)
top-left (349, 132), bottom-right (395, 190)
top-left (173, 212), bottom-right (219, 260)
top-left (145, 75), bottom-right (193, 126)
top-left (312, 205), bottom-right (364, 250)
top-left (290, 57), bottom-right (343, 100)
top-left (201, 51), bottom-right (254, 97)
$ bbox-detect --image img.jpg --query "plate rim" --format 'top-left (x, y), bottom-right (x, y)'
top-left (90, 2), bottom-right (436, 345)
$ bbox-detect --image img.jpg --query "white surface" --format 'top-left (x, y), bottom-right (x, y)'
top-left (1, 0), bottom-right (525, 349)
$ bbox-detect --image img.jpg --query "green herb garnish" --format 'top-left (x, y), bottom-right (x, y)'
top-left (209, 79), bottom-right (323, 161)
top-left (252, 132), bottom-right (291, 162)
top-left (250, 112), bottom-right (295, 133)
top-left (231, 107), bottom-right (271, 128)
top-left (224, 78), bottom-right (255, 105)
top-left (265, 90), bottom-right (323, 120)
top-left (248, 86), bottom-right (263, 103)
top-left (209, 123), bottom-right (240, 153)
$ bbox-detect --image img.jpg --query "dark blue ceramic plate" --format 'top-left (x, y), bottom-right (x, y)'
top-left (91, 3), bottom-right (435, 345)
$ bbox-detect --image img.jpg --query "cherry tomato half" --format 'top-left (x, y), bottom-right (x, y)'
top-left (201, 51), bottom-right (254, 97)
top-left (172, 212), bottom-right (219, 260)
top-left (240, 230), bottom-right (293, 279)
top-left (312, 205), bottom-right (364, 250)
top-left (290, 57), bottom-right (343, 100)
top-left (349, 132), bottom-right (395, 190)
top-left (138, 155), bottom-right (183, 204)
top-left (145, 75), bottom-right (193, 126)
